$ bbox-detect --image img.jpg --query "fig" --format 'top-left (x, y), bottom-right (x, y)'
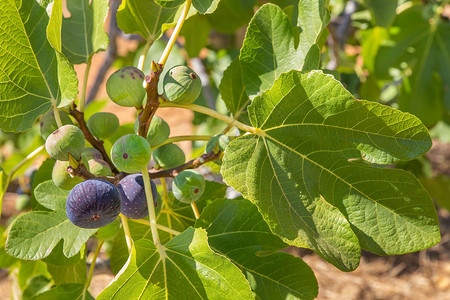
top-left (52, 160), bottom-right (83, 190)
top-left (163, 65), bottom-right (202, 104)
top-left (111, 134), bottom-right (151, 173)
top-left (45, 125), bottom-right (85, 161)
top-left (205, 134), bottom-right (231, 165)
top-left (152, 143), bottom-right (185, 169)
top-left (66, 179), bottom-right (121, 229)
top-left (117, 173), bottom-right (159, 219)
top-left (40, 110), bottom-right (73, 140)
top-left (88, 159), bottom-right (112, 176)
top-left (172, 170), bottom-right (205, 203)
top-left (134, 116), bottom-right (170, 146)
top-left (106, 67), bottom-right (146, 107)
top-left (82, 147), bottom-right (103, 161)
top-left (87, 112), bottom-right (119, 140)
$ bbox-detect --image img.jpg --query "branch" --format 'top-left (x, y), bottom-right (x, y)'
top-left (69, 107), bottom-right (119, 173)
top-left (137, 63), bottom-right (163, 138)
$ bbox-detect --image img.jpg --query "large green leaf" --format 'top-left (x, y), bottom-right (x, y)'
top-left (197, 199), bottom-right (318, 300)
top-left (365, 0), bottom-right (398, 27)
top-left (180, 14), bottom-right (211, 57)
top-left (375, 5), bottom-right (450, 126)
top-left (222, 70), bottom-right (439, 270)
top-left (61, 0), bottom-right (109, 64)
top-left (117, 0), bottom-right (195, 41)
top-left (296, 0), bottom-right (330, 56)
top-left (33, 283), bottom-right (93, 300)
top-left (98, 227), bottom-right (253, 299)
top-left (219, 57), bottom-right (250, 116)
top-left (205, 0), bottom-right (256, 34)
top-left (6, 180), bottom-right (96, 260)
top-left (0, 0), bottom-right (78, 132)
top-left (192, 0), bottom-right (220, 14)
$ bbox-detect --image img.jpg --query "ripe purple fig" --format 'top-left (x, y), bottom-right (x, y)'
top-left (66, 179), bottom-right (121, 229)
top-left (117, 173), bottom-right (159, 219)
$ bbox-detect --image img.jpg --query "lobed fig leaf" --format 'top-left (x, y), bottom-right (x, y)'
top-left (111, 134), bottom-right (152, 173)
top-left (106, 67), bottom-right (146, 107)
top-left (52, 160), bottom-right (83, 190)
top-left (66, 179), bottom-right (121, 229)
top-left (117, 173), bottom-right (159, 219)
top-left (163, 65), bottom-right (202, 104)
top-left (40, 110), bottom-right (73, 140)
top-left (87, 112), bottom-right (120, 140)
top-left (45, 125), bottom-right (85, 161)
top-left (172, 170), bottom-right (205, 203)
top-left (152, 143), bottom-right (185, 169)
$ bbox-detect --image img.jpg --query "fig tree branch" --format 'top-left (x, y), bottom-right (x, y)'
top-left (69, 107), bottom-right (119, 173)
top-left (137, 64), bottom-right (162, 138)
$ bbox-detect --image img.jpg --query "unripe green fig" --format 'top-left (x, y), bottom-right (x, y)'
top-left (106, 67), bottom-right (146, 107)
top-left (88, 159), bottom-right (113, 176)
top-left (205, 134), bottom-right (231, 165)
top-left (45, 125), bottom-right (85, 161)
top-left (134, 116), bottom-right (170, 146)
top-left (82, 147), bottom-right (103, 161)
top-left (172, 170), bottom-right (205, 203)
top-left (163, 65), bottom-right (202, 104)
top-left (87, 112), bottom-right (119, 140)
top-left (40, 110), bottom-right (73, 140)
top-left (52, 160), bottom-right (83, 190)
top-left (111, 134), bottom-right (151, 173)
top-left (152, 143), bottom-right (185, 169)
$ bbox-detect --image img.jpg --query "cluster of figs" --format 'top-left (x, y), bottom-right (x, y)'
top-left (41, 65), bottom-right (229, 229)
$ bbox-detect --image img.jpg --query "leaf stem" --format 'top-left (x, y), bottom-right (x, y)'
top-left (152, 135), bottom-right (212, 150)
top-left (159, 102), bottom-right (256, 133)
top-left (80, 56), bottom-right (92, 113)
top-left (138, 40), bottom-right (154, 71)
top-left (160, 178), bottom-right (173, 238)
top-left (120, 214), bottom-right (132, 253)
top-left (158, 0), bottom-right (192, 66)
top-left (0, 145), bottom-right (45, 218)
top-left (83, 239), bottom-right (104, 300)
top-left (191, 202), bottom-right (200, 219)
top-left (52, 103), bottom-right (63, 128)
top-left (141, 167), bottom-right (161, 247)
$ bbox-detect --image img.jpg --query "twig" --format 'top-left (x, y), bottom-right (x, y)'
top-left (69, 107), bottom-right (119, 173)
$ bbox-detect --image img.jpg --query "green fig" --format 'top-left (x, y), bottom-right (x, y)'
top-left (134, 116), bottom-right (170, 146)
top-left (152, 143), bottom-right (185, 169)
top-left (106, 67), bottom-right (146, 107)
top-left (163, 65), bottom-right (202, 104)
top-left (87, 112), bottom-right (119, 140)
top-left (111, 134), bottom-right (151, 173)
top-left (40, 110), bottom-right (73, 140)
top-left (88, 159), bottom-right (113, 176)
top-left (205, 134), bottom-right (231, 165)
top-left (45, 125), bottom-right (85, 161)
top-left (172, 170), bottom-right (205, 203)
top-left (82, 147), bottom-right (103, 161)
top-left (52, 160), bottom-right (83, 190)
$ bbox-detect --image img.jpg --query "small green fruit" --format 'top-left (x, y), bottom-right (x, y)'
top-left (163, 65), bottom-right (202, 104)
top-left (45, 125), bottom-right (85, 161)
top-left (88, 159), bottom-right (113, 176)
top-left (52, 160), bottom-right (83, 190)
top-left (111, 134), bottom-right (151, 173)
top-left (40, 110), bottom-right (73, 140)
top-left (106, 67), bottom-right (146, 107)
top-left (134, 116), bottom-right (170, 146)
top-left (82, 147), bottom-right (103, 161)
top-left (152, 143), bottom-right (185, 169)
top-left (205, 134), bottom-right (231, 165)
top-left (87, 112), bottom-right (119, 140)
top-left (172, 170), bottom-right (205, 203)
